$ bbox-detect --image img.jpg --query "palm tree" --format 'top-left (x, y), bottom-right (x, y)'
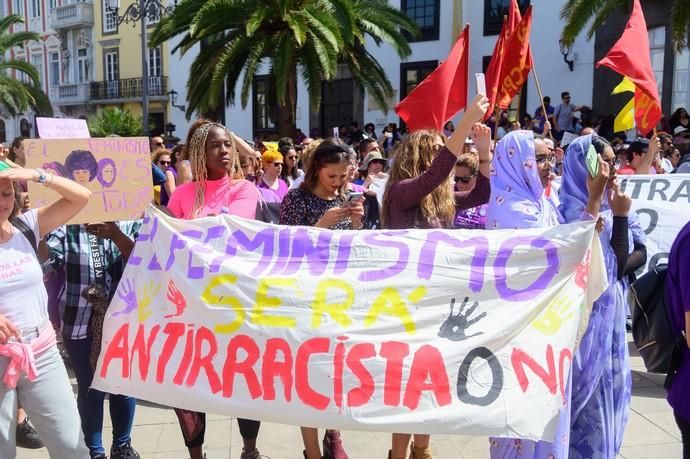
top-left (0, 15), bottom-right (53, 117)
top-left (560, 0), bottom-right (689, 52)
top-left (150, 0), bottom-right (418, 136)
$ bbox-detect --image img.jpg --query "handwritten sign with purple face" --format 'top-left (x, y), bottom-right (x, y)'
top-left (36, 117), bottom-right (91, 139)
top-left (24, 137), bottom-right (153, 224)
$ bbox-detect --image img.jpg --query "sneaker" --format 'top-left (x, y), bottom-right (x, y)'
top-left (240, 449), bottom-right (262, 459)
top-left (16, 418), bottom-right (44, 449)
top-left (110, 441), bottom-right (140, 459)
top-left (323, 430), bottom-right (348, 459)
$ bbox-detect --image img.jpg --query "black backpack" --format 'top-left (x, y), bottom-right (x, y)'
top-left (630, 264), bottom-right (686, 385)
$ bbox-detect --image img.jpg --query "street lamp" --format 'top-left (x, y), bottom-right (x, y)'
top-left (558, 39), bottom-right (575, 72)
top-left (105, 0), bottom-right (177, 136)
top-left (167, 89), bottom-right (186, 112)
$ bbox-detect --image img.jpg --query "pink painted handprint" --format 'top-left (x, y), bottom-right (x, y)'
top-left (575, 249), bottom-right (591, 290)
top-left (113, 279), bottom-right (137, 316)
top-left (165, 279), bottom-right (188, 318)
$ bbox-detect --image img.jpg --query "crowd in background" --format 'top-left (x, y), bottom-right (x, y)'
top-left (0, 90), bottom-right (689, 459)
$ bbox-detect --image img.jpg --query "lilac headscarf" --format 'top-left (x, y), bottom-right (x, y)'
top-left (558, 135), bottom-right (629, 443)
top-left (486, 130), bottom-right (562, 229)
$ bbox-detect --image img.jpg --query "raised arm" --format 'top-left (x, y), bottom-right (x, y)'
top-left (636, 135), bottom-right (659, 175)
top-left (0, 167), bottom-right (90, 236)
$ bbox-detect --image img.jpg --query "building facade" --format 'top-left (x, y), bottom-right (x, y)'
top-left (91, 0), bottom-right (171, 136)
top-left (167, 0), bottom-right (599, 141)
top-left (0, 0), bottom-right (63, 142)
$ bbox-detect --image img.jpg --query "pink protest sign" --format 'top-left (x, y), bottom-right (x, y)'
top-left (36, 117), bottom-right (91, 139)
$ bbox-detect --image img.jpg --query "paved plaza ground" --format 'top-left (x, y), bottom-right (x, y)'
top-left (23, 334), bottom-right (682, 459)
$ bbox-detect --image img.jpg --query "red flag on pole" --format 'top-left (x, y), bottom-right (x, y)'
top-left (496, 5), bottom-right (533, 110)
top-left (484, 0), bottom-right (529, 119)
top-left (596, 0), bottom-right (661, 135)
top-left (395, 25), bottom-right (469, 132)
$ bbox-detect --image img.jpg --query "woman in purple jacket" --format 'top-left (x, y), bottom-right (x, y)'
top-left (381, 94), bottom-right (489, 459)
top-left (667, 220), bottom-right (690, 459)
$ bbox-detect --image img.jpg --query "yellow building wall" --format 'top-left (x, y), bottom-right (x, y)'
top-left (92, 0), bottom-right (170, 122)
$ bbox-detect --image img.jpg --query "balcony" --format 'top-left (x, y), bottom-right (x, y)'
top-left (49, 2), bottom-right (94, 31)
top-left (90, 77), bottom-right (169, 103)
top-left (51, 83), bottom-right (91, 106)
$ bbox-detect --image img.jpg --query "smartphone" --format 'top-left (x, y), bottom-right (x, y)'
top-left (475, 73), bottom-right (487, 96)
top-left (343, 192), bottom-right (364, 207)
top-left (333, 127), bottom-right (340, 139)
top-left (585, 144), bottom-right (599, 178)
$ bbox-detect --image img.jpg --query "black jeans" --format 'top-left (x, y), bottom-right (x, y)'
top-left (675, 411), bottom-right (690, 459)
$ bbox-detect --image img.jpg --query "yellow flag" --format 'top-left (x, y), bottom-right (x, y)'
top-left (614, 98), bottom-right (635, 132)
top-left (611, 77), bottom-right (635, 95)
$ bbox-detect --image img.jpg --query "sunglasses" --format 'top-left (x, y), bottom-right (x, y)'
top-left (273, 162), bottom-right (283, 167)
top-left (159, 160), bottom-right (171, 166)
top-left (286, 156), bottom-right (298, 160)
top-left (153, 142), bottom-right (164, 146)
top-left (454, 174), bottom-right (476, 184)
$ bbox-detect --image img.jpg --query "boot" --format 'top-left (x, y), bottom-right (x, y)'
top-left (409, 443), bottom-right (433, 459)
top-left (323, 430), bottom-right (348, 459)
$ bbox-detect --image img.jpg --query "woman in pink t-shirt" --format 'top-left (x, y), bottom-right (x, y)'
top-left (167, 119), bottom-right (261, 459)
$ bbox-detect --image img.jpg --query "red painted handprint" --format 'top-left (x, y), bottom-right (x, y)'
top-left (165, 279), bottom-right (187, 318)
top-left (575, 249), bottom-right (591, 290)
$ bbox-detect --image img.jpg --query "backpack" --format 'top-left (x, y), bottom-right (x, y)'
top-left (630, 264), bottom-right (685, 382)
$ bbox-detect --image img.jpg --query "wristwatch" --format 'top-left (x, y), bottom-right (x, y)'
top-left (34, 168), bottom-right (49, 186)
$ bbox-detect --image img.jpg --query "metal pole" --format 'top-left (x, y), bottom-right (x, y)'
top-left (141, 0), bottom-right (150, 136)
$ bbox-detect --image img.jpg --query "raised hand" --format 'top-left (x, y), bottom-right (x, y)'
top-left (608, 180), bottom-right (632, 217)
top-left (165, 279), bottom-right (188, 318)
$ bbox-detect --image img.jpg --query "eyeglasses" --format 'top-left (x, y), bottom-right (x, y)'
top-left (273, 162), bottom-right (283, 167)
top-left (536, 156), bottom-right (556, 166)
top-left (454, 174), bottom-right (477, 184)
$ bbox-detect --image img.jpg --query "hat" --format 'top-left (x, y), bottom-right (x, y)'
top-left (674, 125), bottom-right (688, 135)
top-left (359, 151), bottom-right (385, 172)
top-left (0, 160), bottom-right (10, 173)
top-left (261, 148), bottom-right (283, 164)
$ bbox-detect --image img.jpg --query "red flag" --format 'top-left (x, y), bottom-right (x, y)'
top-left (496, 6), bottom-right (533, 109)
top-left (395, 25), bottom-right (469, 132)
top-left (483, 0), bottom-right (528, 119)
top-left (596, 0), bottom-right (661, 135)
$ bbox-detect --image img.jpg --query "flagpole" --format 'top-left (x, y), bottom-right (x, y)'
top-left (530, 61), bottom-right (553, 140)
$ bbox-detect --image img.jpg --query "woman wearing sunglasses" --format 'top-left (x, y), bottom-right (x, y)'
top-left (280, 144), bottom-right (304, 188)
top-left (452, 154), bottom-right (487, 229)
top-left (381, 94), bottom-right (490, 459)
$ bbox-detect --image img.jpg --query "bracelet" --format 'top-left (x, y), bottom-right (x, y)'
top-left (43, 173), bottom-right (54, 187)
top-left (479, 159), bottom-right (491, 164)
top-left (34, 168), bottom-right (46, 184)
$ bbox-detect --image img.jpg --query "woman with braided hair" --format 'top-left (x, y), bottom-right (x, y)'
top-left (166, 119), bottom-right (261, 459)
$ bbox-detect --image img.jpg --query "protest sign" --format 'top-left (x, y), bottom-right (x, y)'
top-left (619, 174), bottom-right (690, 272)
top-left (560, 132), bottom-right (578, 147)
top-left (36, 117), bottom-right (90, 139)
top-left (24, 137), bottom-right (153, 224)
top-left (93, 207), bottom-right (606, 439)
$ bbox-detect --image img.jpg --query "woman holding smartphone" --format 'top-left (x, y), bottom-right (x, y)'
top-left (279, 138), bottom-right (364, 459)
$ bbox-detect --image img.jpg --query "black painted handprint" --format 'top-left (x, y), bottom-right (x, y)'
top-left (438, 297), bottom-right (487, 342)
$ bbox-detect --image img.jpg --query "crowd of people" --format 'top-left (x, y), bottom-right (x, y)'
top-left (0, 90), bottom-right (689, 459)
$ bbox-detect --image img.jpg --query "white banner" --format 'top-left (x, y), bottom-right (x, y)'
top-left (93, 206), bottom-right (606, 440)
top-left (619, 174), bottom-right (690, 272)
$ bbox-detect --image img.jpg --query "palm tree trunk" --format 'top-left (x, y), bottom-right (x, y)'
top-left (277, 63), bottom-right (298, 138)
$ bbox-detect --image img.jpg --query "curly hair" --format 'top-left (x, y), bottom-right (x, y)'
top-left (183, 119), bottom-right (242, 218)
top-left (381, 129), bottom-right (454, 228)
